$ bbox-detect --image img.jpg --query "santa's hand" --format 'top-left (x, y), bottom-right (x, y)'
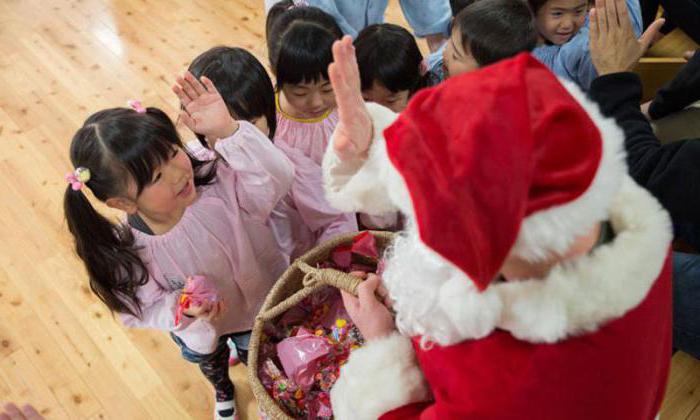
top-left (341, 273), bottom-right (396, 341)
top-left (328, 35), bottom-right (373, 162)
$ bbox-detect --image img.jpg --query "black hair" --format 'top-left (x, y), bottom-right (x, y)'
top-left (188, 46), bottom-right (277, 145)
top-left (527, 0), bottom-right (590, 15)
top-left (450, 0), bottom-right (478, 16)
top-left (354, 23), bottom-right (429, 95)
top-left (266, 0), bottom-right (343, 88)
top-left (453, 0), bottom-right (537, 66)
top-left (63, 107), bottom-right (216, 317)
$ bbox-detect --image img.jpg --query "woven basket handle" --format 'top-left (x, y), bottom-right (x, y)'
top-left (297, 261), bottom-right (362, 296)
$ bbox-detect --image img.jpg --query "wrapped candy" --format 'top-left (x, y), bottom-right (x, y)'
top-left (351, 231), bottom-right (378, 258)
top-left (261, 358), bottom-right (306, 417)
top-left (174, 275), bottom-right (218, 326)
top-left (277, 328), bottom-right (333, 392)
top-left (258, 232), bottom-right (388, 418)
top-left (324, 232), bottom-right (380, 273)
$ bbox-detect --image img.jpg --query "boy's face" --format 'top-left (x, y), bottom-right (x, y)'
top-left (362, 82), bottom-right (410, 113)
top-left (443, 26), bottom-right (479, 78)
top-left (536, 0), bottom-right (588, 45)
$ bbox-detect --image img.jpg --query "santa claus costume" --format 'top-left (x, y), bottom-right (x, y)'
top-left (324, 53), bottom-right (673, 419)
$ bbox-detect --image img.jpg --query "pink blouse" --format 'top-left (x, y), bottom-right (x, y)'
top-left (273, 93), bottom-right (339, 165)
top-left (120, 121), bottom-right (294, 354)
top-left (270, 141), bottom-right (357, 263)
top-left (188, 128), bottom-right (357, 265)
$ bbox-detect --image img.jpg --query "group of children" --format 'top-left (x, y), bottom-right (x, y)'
top-left (62, 0), bottom-right (655, 418)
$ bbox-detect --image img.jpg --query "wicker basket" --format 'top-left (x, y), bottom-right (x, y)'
top-left (248, 230), bottom-right (395, 419)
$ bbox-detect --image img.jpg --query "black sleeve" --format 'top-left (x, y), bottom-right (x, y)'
top-left (589, 72), bottom-right (700, 225)
top-left (648, 50), bottom-right (700, 119)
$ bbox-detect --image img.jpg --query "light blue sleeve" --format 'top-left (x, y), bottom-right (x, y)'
top-left (266, 0), bottom-right (377, 38)
top-left (542, 0), bottom-right (642, 90)
top-left (399, 0), bottom-right (452, 37)
top-left (309, 0), bottom-right (363, 38)
top-left (427, 43), bottom-right (446, 84)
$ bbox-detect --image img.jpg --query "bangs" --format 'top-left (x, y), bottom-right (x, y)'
top-left (106, 114), bottom-right (183, 195)
top-left (361, 50), bottom-right (418, 93)
top-left (274, 23), bottom-right (337, 87)
top-left (355, 24), bottom-right (422, 93)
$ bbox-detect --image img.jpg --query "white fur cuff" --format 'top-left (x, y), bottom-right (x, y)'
top-left (323, 103), bottom-right (407, 215)
top-left (330, 333), bottom-right (430, 420)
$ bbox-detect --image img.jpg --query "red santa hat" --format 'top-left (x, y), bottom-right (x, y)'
top-left (383, 53), bottom-right (626, 291)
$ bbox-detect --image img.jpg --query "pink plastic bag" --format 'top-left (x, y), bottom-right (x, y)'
top-left (276, 327), bottom-right (332, 391)
top-left (174, 275), bottom-right (218, 326)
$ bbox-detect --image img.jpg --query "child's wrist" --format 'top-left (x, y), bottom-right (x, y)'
top-left (206, 119), bottom-right (240, 146)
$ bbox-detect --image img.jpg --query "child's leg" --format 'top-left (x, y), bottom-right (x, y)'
top-left (197, 341), bottom-right (235, 403)
top-left (170, 334), bottom-right (236, 417)
top-left (228, 331), bottom-right (252, 365)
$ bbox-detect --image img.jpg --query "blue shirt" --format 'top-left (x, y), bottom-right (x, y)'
top-left (533, 0), bottom-right (643, 90)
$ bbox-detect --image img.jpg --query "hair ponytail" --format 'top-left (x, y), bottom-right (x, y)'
top-left (64, 186), bottom-right (147, 317)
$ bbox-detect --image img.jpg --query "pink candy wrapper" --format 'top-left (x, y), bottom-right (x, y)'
top-left (277, 328), bottom-right (333, 392)
top-left (174, 275), bottom-right (218, 326)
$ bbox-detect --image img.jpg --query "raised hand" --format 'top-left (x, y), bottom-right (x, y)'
top-left (172, 72), bottom-right (238, 146)
top-left (590, 0), bottom-right (665, 75)
top-left (328, 35), bottom-right (374, 161)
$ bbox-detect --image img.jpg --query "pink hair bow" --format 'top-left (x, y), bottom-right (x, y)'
top-left (65, 167), bottom-right (91, 191)
top-left (127, 99), bottom-right (146, 113)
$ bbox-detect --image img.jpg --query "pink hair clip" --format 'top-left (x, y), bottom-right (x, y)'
top-left (127, 99), bottom-right (146, 113)
top-left (65, 167), bottom-right (91, 191)
top-left (419, 59), bottom-right (429, 76)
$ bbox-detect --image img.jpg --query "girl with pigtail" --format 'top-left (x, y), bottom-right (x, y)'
top-left (63, 77), bottom-right (295, 419)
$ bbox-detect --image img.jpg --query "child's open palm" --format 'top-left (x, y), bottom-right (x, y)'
top-left (172, 72), bottom-right (238, 146)
top-left (328, 36), bottom-right (374, 161)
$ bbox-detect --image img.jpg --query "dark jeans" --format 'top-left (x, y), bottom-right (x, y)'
top-left (170, 331), bottom-right (251, 402)
top-left (672, 252), bottom-right (700, 359)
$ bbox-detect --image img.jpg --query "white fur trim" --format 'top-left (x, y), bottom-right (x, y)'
top-left (384, 176), bottom-right (671, 346)
top-left (322, 103), bottom-right (414, 216)
top-left (383, 225), bottom-right (503, 347)
top-left (496, 177), bottom-right (672, 342)
top-left (330, 333), bottom-right (430, 420)
top-left (512, 79), bottom-right (628, 261)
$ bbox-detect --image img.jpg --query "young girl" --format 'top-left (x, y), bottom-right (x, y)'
top-left (530, 0), bottom-right (642, 89)
top-left (186, 46), bottom-right (357, 262)
top-left (266, 0), bottom-right (343, 165)
top-left (354, 23), bottom-right (431, 113)
top-left (64, 81), bottom-right (294, 419)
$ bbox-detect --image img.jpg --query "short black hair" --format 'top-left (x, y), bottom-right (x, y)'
top-left (354, 23), bottom-right (428, 94)
top-left (453, 0), bottom-right (537, 67)
top-left (266, 0), bottom-right (343, 88)
top-left (188, 46), bottom-right (277, 143)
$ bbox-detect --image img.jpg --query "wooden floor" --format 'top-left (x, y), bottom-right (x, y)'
top-left (0, 0), bottom-right (699, 419)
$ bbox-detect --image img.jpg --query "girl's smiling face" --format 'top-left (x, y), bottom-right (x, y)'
top-left (134, 146), bottom-right (196, 220)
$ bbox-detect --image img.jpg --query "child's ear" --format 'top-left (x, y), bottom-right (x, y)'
top-left (106, 197), bottom-right (138, 215)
